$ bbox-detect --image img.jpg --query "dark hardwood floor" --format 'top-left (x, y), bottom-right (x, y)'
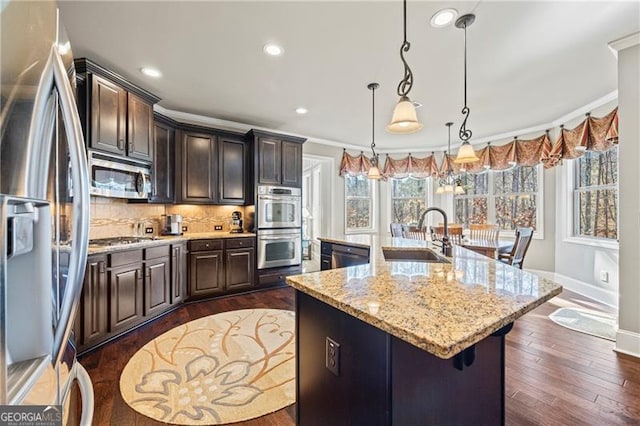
top-left (77, 287), bottom-right (640, 425)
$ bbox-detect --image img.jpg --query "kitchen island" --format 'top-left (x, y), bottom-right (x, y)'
top-left (286, 235), bottom-right (562, 425)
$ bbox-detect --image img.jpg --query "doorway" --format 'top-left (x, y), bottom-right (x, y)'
top-left (302, 154), bottom-right (334, 272)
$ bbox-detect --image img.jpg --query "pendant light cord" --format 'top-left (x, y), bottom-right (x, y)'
top-left (397, 0), bottom-right (413, 97)
top-left (368, 82), bottom-right (380, 165)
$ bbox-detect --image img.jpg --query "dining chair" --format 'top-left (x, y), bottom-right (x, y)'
top-left (469, 223), bottom-right (500, 241)
top-left (402, 225), bottom-right (429, 240)
top-left (498, 227), bottom-right (534, 269)
top-left (390, 223), bottom-right (404, 237)
top-left (431, 225), bottom-right (463, 245)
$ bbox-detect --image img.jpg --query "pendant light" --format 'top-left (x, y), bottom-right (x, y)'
top-left (454, 13), bottom-right (479, 164)
top-left (367, 82), bottom-right (382, 180)
top-left (386, 0), bottom-right (423, 134)
top-left (437, 122), bottom-right (466, 194)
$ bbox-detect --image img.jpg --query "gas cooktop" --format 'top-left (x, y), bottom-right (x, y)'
top-left (88, 236), bottom-right (160, 246)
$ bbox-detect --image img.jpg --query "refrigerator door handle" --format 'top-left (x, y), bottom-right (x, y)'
top-left (50, 46), bottom-right (90, 368)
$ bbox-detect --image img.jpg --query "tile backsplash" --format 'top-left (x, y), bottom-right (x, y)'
top-left (89, 197), bottom-right (249, 239)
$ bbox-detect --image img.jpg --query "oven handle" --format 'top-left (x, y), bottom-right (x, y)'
top-left (258, 195), bottom-right (300, 202)
top-left (259, 236), bottom-right (301, 241)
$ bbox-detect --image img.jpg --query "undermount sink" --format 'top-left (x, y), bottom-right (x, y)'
top-left (382, 248), bottom-right (450, 264)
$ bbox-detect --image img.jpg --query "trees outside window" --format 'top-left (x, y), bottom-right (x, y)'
top-left (454, 173), bottom-right (489, 226)
top-left (574, 146), bottom-right (618, 240)
top-left (390, 177), bottom-right (428, 225)
top-left (345, 175), bottom-right (375, 232)
top-left (454, 166), bottom-right (541, 230)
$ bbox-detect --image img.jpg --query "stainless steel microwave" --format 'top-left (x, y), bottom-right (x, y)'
top-left (88, 150), bottom-right (151, 199)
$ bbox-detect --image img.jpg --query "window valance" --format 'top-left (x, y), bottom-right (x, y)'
top-left (338, 107), bottom-right (618, 178)
top-left (338, 150), bottom-right (372, 176)
top-left (382, 153), bottom-right (439, 178)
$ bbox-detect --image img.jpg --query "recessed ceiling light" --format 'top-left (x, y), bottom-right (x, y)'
top-left (263, 43), bottom-right (284, 56)
top-left (295, 107), bottom-right (308, 115)
top-left (430, 8), bottom-right (458, 28)
top-left (140, 67), bottom-right (161, 78)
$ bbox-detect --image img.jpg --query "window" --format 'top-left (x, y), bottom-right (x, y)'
top-left (454, 165), bottom-right (541, 231)
top-left (345, 175), bottom-right (375, 232)
top-left (494, 166), bottom-right (538, 230)
top-left (574, 146), bottom-right (618, 240)
top-left (390, 177), bottom-right (429, 225)
top-left (454, 174), bottom-right (488, 226)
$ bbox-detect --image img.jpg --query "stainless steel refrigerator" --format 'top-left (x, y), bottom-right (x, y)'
top-left (1, 0), bottom-right (94, 423)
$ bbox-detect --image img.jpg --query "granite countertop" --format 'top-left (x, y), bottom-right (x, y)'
top-left (88, 232), bottom-right (256, 254)
top-left (287, 234), bottom-right (562, 359)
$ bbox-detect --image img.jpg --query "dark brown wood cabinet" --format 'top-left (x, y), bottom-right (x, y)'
top-left (127, 93), bottom-right (154, 161)
top-left (281, 141), bottom-right (303, 187)
top-left (257, 137), bottom-right (282, 185)
top-left (178, 130), bottom-right (218, 203)
top-left (89, 75), bottom-right (126, 156)
top-left (188, 238), bottom-right (255, 298)
top-left (81, 254), bottom-right (108, 347)
top-left (75, 58), bottom-right (160, 163)
top-left (225, 238), bottom-right (255, 291)
top-left (143, 246), bottom-right (171, 316)
top-left (176, 127), bottom-right (248, 205)
top-left (247, 130), bottom-right (306, 188)
top-left (151, 115), bottom-right (176, 203)
top-left (108, 253), bottom-right (144, 333)
top-left (320, 241), bottom-right (370, 270)
top-left (219, 137), bottom-right (247, 204)
top-left (189, 249), bottom-right (225, 297)
top-left (171, 243), bottom-right (188, 304)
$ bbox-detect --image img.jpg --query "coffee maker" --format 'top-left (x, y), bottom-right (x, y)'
top-left (162, 214), bottom-right (183, 235)
top-left (230, 211), bottom-right (243, 233)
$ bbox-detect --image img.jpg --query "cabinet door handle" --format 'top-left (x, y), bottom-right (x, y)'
top-left (118, 139), bottom-right (125, 150)
top-left (128, 141), bottom-right (133, 152)
top-left (98, 261), bottom-right (105, 274)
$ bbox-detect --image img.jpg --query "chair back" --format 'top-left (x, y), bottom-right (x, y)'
top-left (469, 223), bottom-right (500, 241)
top-left (506, 227), bottom-right (534, 269)
top-left (390, 223), bottom-right (404, 237)
top-left (431, 225), bottom-right (463, 245)
top-left (403, 230), bottom-right (428, 240)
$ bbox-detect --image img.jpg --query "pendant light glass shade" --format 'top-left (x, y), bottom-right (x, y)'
top-left (436, 186), bottom-right (445, 195)
top-left (367, 165), bottom-right (382, 180)
top-left (454, 183), bottom-right (466, 194)
top-left (386, 96), bottom-right (423, 134)
top-left (455, 142), bottom-right (479, 164)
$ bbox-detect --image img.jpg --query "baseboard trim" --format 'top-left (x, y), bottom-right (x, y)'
top-left (614, 329), bottom-right (640, 359)
top-left (527, 269), bottom-right (618, 309)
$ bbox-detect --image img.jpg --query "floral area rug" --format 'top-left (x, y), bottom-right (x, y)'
top-left (119, 309), bottom-right (295, 424)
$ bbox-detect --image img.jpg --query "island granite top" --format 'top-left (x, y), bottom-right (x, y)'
top-left (286, 235), bottom-right (562, 359)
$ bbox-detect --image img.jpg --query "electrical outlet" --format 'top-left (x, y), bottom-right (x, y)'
top-left (600, 270), bottom-right (609, 283)
top-left (182, 226), bottom-right (188, 232)
top-left (214, 225), bottom-right (223, 231)
top-left (145, 227), bottom-right (154, 234)
top-left (325, 337), bottom-right (340, 376)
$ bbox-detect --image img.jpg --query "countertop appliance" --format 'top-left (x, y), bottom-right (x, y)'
top-left (230, 211), bottom-right (243, 233)
top-left (1, 1), bottom-right (94, 422)
top-left (162, 214), bottom-right (183, 235)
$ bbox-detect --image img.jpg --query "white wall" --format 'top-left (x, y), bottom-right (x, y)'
top-left (613, 34), bottom-right (640, 357)
top-left (552, 100), bottom-right (620, 307)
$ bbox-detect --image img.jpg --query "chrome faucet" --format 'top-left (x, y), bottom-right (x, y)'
top-left (417, 207), bottom-right (451, 255)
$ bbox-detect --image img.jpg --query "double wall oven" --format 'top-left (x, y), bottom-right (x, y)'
top-left (257, 185), bottom-right (302, 269)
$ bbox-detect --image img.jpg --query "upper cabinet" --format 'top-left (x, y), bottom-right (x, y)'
top-left (176, 126), bottom-right (248, 205)
top-left (247, 130), bottom-right (306, 188)
top-left (151, 114), bottom-right (176, 203)
top-left (75, 58), bottom-right (160, 163)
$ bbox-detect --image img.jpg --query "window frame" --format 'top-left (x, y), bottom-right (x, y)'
top-left (344, 174), bottom-right (377, 234)
top-left (388, 176), bottom-right (432, 226)
top-left (567, 146), bottom-right (619, 247)
top-left (453, 164), bottom-right (544, 239)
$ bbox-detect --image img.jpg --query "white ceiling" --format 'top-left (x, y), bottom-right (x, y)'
top-left (58, 1), bottom-right (639, 152)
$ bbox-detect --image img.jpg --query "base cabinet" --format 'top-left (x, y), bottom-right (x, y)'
top-left (296, 291), bottom-right (507, 426)
top-left (320, 241), bottom-right (370, 270)
top-left (78, 243), bottom-right (184, 353)
top-left (188, 237), bottom-right (255, 298)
